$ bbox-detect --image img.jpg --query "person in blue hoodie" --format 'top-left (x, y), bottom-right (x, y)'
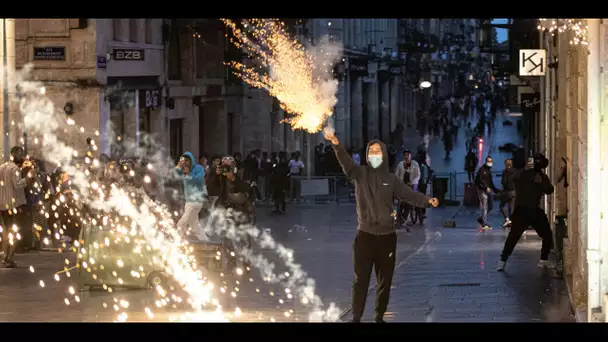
top-left (175, 152), bottom-right (207, 240)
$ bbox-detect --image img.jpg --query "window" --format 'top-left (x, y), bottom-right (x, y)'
top-left (196, 22), bottom-right (224, 79)
top-left (113, 19), bottom-right (121, 41)
top-left (129, 19), bottom-right (138, 42)
top-left (139, 107), bottom-right (152, 154)
top-left (168, 20), bottom-right (181, 80)
top-left (145, 19), bottom-right (153, 44)
top-left (169, 118), bottom-right (184, 164)
top-left (110, 105), bottom-right (125, 159)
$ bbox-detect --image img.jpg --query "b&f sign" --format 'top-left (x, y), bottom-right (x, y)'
top-left (519, 49), bottom-right (546, 76)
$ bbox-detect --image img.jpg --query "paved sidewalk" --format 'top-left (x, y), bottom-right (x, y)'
top-left (355, 214), bottom-right (574, 322)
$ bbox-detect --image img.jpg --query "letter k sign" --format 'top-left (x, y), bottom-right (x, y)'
top-left (520, 49), bottom-right (546, 76)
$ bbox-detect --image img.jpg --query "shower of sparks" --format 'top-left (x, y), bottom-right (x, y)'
top-left (5, 64), bottom-right (340, 323)
top-left (222, 18), bottom-right (342, 133)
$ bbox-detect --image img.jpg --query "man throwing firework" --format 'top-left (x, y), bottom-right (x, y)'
top-left (497, 153), bottom-right (554, 272)
top-left (323, 127), bottom-right (439, 323)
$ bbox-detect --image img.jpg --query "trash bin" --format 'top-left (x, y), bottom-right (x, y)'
top-left (432, 177), bottom-right (449, 205)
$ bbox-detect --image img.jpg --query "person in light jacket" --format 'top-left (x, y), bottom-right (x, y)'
top-left (395, 150), bottom-right (420, 188)
top-left (175, 152), bottom-right (207, 240)
top-left (395, 150), bottom-right (421, 226)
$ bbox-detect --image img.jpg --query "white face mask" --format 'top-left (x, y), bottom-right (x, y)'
top-left (368, 155), bottom-right (383, 168)
top-left (486, 162), bottom-right (493, 168)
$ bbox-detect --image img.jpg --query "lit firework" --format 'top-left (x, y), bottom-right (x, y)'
top-left (222, 19), bottom-right (342, 133)
top-left (8, 64), bottom-right (340, 322)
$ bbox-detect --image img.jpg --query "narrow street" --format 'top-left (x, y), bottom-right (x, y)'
top-left (0, 112), bottom-right (572, 322)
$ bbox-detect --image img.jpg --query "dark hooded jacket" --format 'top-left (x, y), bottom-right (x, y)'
top-left (513, 169), bottom-right (554, 209)
top-left (332, 139), bottom-right (431, 236)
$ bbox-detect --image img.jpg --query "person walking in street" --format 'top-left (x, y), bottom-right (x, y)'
top-left (475, 156), bottom-right (500, 230)
top-left (175, 152), bottom-right (207, 240)
top-left (272, 152), bottom-right (289, 213)
top-left (395, 150), bottom-right (421, 226)
top-left (499, 159), bottom-right (517, 228)
top-left (465, 122), bottom-right (475, 151)
top-left (244, 150), bottom-right (261, 201)
top-left (497, 153), bottom-right (555, 272)
top-left (465, 150), bottom-right (477, 183)
top-left (261, 152), bottom-right (272, 201)
top-left (288, 153), bottom-right (305, 202)
top-left (442, 126), bottom-right (453, 160)
top-left (0, 146), bottom-right (34, 267)
top-left (323, 127), bottom-right (439, 323)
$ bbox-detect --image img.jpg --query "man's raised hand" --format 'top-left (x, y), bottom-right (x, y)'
top-left (323, 126), bottom-right (339, 145)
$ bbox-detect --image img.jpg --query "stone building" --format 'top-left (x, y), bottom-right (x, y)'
top-left (539, 18), bottom-right (608, 322)
top-left (4, 18), bottom-right (165, 159)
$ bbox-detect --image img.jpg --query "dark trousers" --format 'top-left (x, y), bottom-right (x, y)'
top-left (273, 186), bottom-right (286, 211)
top-left (398, 202), bottom-right (412, 224)
top-left (19, 205), bottom-right (35, 251)
top-left (499, 191), bottom-right (515, 220)
top-left (352, 230), bottom-right (397, 321)
top-left (467, 171), bottom-right (475, 183)
top-left (1, 208), bottom-right (25, 262)
top-left (500, 206), bottom-right (554, 262)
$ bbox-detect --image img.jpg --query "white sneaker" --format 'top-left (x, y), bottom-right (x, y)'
top-left (503, 219), bottom-right (512, 227)
top-left (482, 225), bottom-right (492, 230)
top-left (537, 260), bottom-right (555, 269)
top-left (496, 261), bottom-right (506, 272)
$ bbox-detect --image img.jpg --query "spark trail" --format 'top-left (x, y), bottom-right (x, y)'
top-left (223, 19), bottom-right (342, 133)
top-left (9, 64), bottom-right (340, 322)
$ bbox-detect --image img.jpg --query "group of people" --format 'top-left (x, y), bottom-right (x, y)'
top-left (417, 91), bottom-right (507, 160)
top-left (197, 150), bottom-right (306, 214)
top-left (472, 152), bottom-right (555, 272)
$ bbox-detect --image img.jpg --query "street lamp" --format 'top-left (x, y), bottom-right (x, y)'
top-left (419, 80), bottom-right (432, 89)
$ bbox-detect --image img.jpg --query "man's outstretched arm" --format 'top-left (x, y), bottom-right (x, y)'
top-left (324, 127), bottom-right (361, 180)
top-left (393, 175), bottom-right (439, 208)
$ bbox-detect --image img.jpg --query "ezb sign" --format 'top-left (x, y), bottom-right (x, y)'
top-left (113, 49), bottom-right (145, 61)
top-left (519, 49), bottom-right (546, 76)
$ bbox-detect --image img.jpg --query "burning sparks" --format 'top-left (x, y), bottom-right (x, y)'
top-left (5, 62), bottom-right (341, 323)
top-left (222, 19), bottom-right (342, 133)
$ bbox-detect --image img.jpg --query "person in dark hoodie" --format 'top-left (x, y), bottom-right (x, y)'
top-left (499, 158), bottom-right (517, 228)
top-left (323, 127), bottom-right (439, 323)
top-left (475, 155), bottom-right (500, 230)
top-left (497, 153), bottom-right (554, 271)
top-left (271, 152), bottom-right (289, 213)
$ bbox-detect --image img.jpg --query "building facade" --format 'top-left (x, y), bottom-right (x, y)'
top-left (4, 18), bottom-right (166, 160)
top-left (538, 18), bottom-right (608, 322)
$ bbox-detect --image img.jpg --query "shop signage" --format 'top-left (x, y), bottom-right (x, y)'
top-left (347, 58), bottom-right (368, 77)
top-left (33, 47), bottom-right (66, 61)
top-left (113, 49), bottom-right (145, 61)
top-left (140, 89), bottom-right (162, 108)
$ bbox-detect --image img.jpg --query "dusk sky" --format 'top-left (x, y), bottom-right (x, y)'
top-left (492, 18), bottom-right (509, 43)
